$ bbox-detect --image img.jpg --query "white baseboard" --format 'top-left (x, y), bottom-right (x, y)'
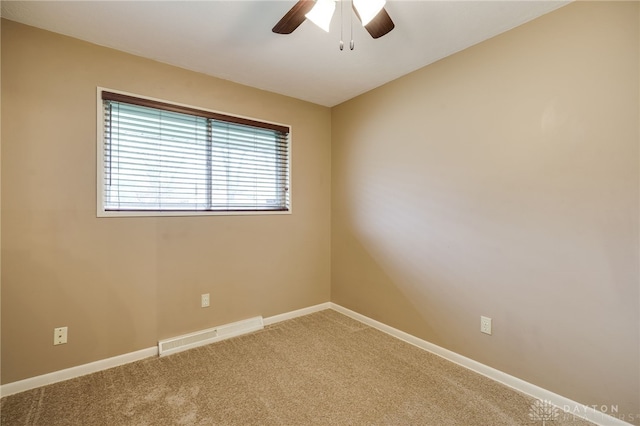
top-left (330, 303), bottom-right (631, 426)
top-left (263, 302), bottom-right (332, 326)
top-left (2, 301), bottom-right (631, 426)
top-left (0, 303), bottom-right (332, 398)
top-left (0, 346), bottom-right (157, 398)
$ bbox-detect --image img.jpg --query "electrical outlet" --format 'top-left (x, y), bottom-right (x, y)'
top-left (480, 316), bottom-right (492, 335)
top-left (201, 293), bottom-right (210, 308)
top-left (54, 327), bottom-right (68, 345)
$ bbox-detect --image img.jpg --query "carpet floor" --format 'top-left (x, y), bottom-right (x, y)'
top-left (1, 309), bottom-right (595, 425)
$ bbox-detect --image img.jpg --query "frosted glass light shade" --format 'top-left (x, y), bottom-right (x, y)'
top-left (305, 0), bottom-right (336, 32)
top-left (353, 0), bottom-right (386, 26)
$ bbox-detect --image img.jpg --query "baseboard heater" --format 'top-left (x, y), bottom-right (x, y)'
top-left (158, 316), bottom-right (264, 357)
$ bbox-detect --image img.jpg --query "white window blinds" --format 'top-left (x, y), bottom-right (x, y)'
top-left (101, 91), bottom-right (290, 213)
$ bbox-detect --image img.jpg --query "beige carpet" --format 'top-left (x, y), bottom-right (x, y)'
top-left (1, 310), bottom-right (594, 425)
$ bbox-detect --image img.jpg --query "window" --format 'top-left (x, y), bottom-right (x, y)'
top-left (98, 90), bottom-right (290, 216)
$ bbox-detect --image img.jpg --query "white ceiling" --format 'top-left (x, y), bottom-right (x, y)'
top-left (1, 1), bottom-right (568, 107)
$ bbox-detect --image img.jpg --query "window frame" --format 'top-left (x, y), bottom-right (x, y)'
top-left (96, 87), bottom-right (292, 217)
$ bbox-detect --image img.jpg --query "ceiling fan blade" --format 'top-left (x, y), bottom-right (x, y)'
top-left (364, 7), bottom-right (395, 39)
top-left (272, 0), bottom-right (315, 34)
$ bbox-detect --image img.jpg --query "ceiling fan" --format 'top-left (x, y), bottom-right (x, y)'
top-left (272, 0), bottom-right (395, 42)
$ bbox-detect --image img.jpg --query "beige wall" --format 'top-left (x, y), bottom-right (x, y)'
top-left (1, 20), bottom-right (331, 384)
top-left (332, 1), bottom-right (639, 421)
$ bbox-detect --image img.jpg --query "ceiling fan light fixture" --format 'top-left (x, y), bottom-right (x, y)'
top-left (305, 0), bottom-right (336, 32)
top-left (353, 0), bottom-right (386, 26)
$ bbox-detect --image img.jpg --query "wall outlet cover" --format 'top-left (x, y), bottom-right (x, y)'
top-left (54, 327), bottom-right (68, 345)
top-left (480, 316), bottom-right (492, 335)
top-left (201, 293), bottom-right (210, 308)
